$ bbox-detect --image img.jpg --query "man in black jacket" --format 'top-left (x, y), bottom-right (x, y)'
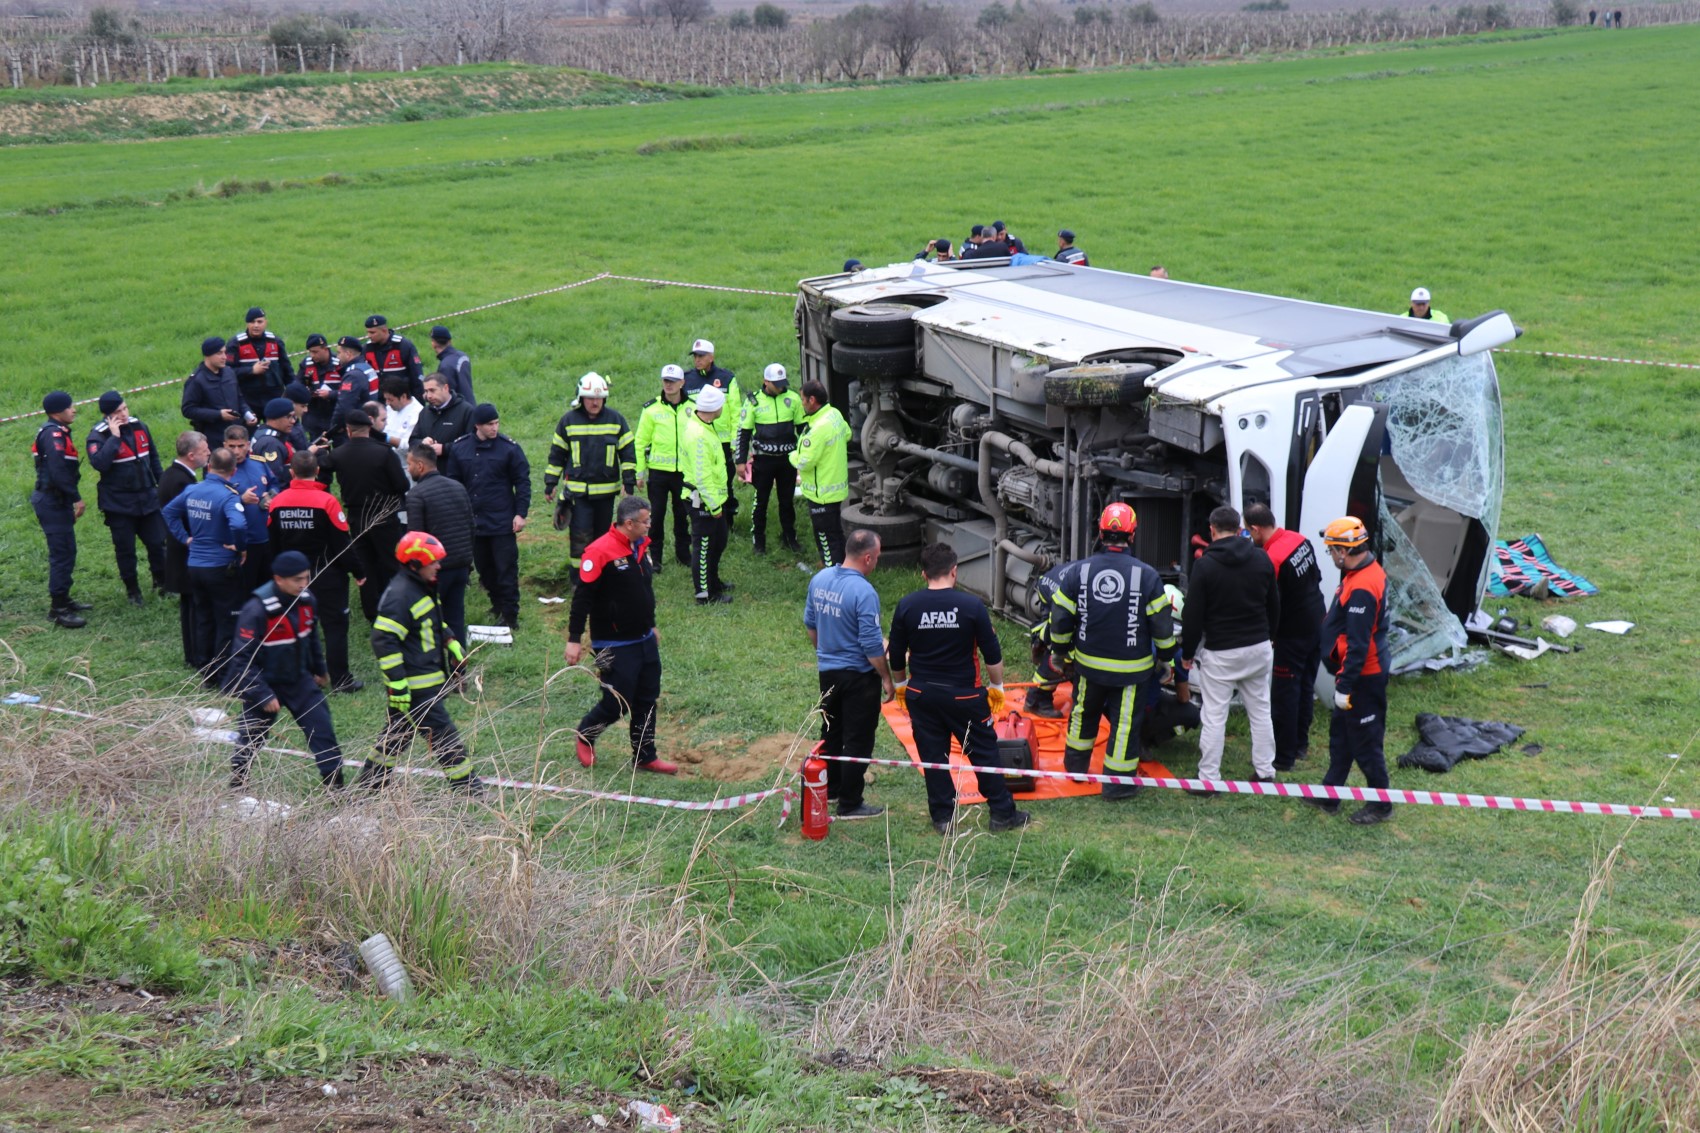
top-left (296, 335), bottom-right (341, 442)
top-left (228, 307), bottom-right (293, 419)
top-left (226, 550), bottom-right (344, 790)
top-left (269, 450), bottom-right (366, 692)
top-left (182, 337), bottom-right (254, 434)
top-left (430, 326), bottom-right (474, 403)
top-left (448, 403), bottom-right (530, 630)
top-left (405, 444), bottom-right (476, 647)
top-left (1180, 505), bottom-right (1280, 795)
top-left (564, 495), bottom-right (676, 775)
top-left (158, 430), bottom-right (208, 666)
top-left (314, 409), bottom-right (408, 623)
top-left (86, 391), bottom-right (167, 606)
top-left (414, 373), bottom-right (474, 474)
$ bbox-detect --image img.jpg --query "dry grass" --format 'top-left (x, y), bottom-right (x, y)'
top-left (810, 833), bottom-right (1412, 1133)
top-left (1433, 839), bottom-right (1700, 1132)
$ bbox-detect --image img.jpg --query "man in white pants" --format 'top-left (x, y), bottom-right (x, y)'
top-left (1179, 505), bottom-right (1281, 796)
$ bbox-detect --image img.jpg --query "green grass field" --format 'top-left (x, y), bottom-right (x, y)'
top-left (4, 24), bottom-right (1700, 1129)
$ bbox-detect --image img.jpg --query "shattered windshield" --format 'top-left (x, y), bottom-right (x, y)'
top-left (1367, 352), bottom-right (1504, 670)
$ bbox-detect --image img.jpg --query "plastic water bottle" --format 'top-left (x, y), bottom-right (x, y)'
top-left (359, 933), bottom-right (413, 1003)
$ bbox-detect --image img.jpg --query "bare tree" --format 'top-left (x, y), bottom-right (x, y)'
top-left (655, 0), bottom-right (713, 31)
top-left (879, 0), bottom-right (939, 76)
top-left (624, 0), bottom-right (661, 27)
top-left (1007, 0), bottom-right (1058, 70)
top-left (929, 4), bottom-right (973, 74)
top-left (382, 0), bottom-right (550, 63)
top-left (810, 5), bottom-right (880, 78)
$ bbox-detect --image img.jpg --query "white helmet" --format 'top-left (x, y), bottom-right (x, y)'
top-left (577, 371), bottom-right (610, 399)
top-left (762, 362), bottom-right (788, 388)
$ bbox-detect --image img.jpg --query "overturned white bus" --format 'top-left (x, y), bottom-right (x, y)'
top-left (794, 258), bottom-right (1518, 669)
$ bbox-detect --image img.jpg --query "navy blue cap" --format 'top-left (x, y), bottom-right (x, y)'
top-left (364, 315), bottom-right (387, 329)
top-left (970, 224), bottom-right (984, 237)
top-left (304, 333), bottom-right (328, 349)
top-left (245, 306), bottom-right (265, 322)
top-left (1057, 229), bottom-right (1075, 241)
top-left (336, 335), bottom-right (363, 351)
top-left (993, 220), bottom-right (1007, 232)
top-left (264, 397), bottom-right (296, 421)
top-left (271, 550), bottom-right (312, 577)
top-left (285, 383), bottom-right (311, 403)
top-left (98, 391), bottom-right (124, 415)
top-left (843, 259), bottom-right (863, 272)
top-left (472, 402), bottom-right (500, 424)
top-left (936, 238), bottom-right (952, 252)
top-left (42, 391), bottom-right (73, 414)
top-left (430, 325), bottom-right (452, 342)
top-left (202, 336), bottom-right (226, 356)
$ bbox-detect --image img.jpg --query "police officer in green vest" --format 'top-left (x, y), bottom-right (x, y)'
top-left (635, 364), bottom-right (692, 574)
top-left (791, 380), bottom-right (852, 568)
top-left (1403, 286), bottom-right (1450, 325)
top-left (737, 362), bottom-right (805, 557)
top-left (684, 339), bottom-right (742, 527)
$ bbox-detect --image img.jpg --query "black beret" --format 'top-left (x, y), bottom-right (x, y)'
top-left (42, 391), bottom-right (73, 414)
top-left (472, 403), bottom-right (500, 424)
top-left (98, 391), bottom-right (124, 415)
top-left (364, 315), bottom-right (387, 329)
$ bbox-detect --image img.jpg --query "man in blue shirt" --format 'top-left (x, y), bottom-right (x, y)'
top-left (222, 424), bottom-right (278, 588)
top-left (162, 446), bottom-right (249, 685)
top-left (803, 528), bottom-right (893, 820)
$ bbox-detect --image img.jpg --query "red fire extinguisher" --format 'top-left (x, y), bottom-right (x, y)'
top-left (802, 747), bottom-right (830, 842)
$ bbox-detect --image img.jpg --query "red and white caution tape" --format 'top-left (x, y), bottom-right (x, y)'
top-left (818, 753), bottom-right (1699, 821)
top-left (1, 698), bottom-right (794, 825)
top-left (1494, 347), bottom-right (1700, 372)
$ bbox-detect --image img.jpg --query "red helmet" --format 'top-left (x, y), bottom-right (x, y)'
top-left (395, 531), bottom-right (447, 567)
top-left (1099, 502), bottom-right (1137, 535)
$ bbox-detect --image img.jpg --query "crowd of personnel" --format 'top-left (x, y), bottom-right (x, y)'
top-left (28, 283), bottom-right (1426, 821)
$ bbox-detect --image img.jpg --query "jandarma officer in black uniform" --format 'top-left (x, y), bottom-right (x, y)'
top-left (228, 306), bottom-right (293, 420)
top-left (32, 391), bottom-right (91, 628)
top-left (85, 390), bottom-right (167, 607)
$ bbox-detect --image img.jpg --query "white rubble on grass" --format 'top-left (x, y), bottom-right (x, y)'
top-left (467, 624), bottom-right (513, 644)
top-left (190, 707), bottom-right (229, 726)
top-left (224, 796), bottom-right (293, 822)
top-left (1586, 620), bottom-right (1635, 634)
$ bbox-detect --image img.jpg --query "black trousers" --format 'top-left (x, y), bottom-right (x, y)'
top-left (1325, 672), bottom-right (1390, 812)
top-left (242, 541), bottom-right (273, 594)
top-left (1065, 674), bottom-right (1146, 773)
top-left (1271, 633), bottom-right (1322, 769)
top-left (189, 563), bottom-right (245, 683)
top-left (578, 634), bottom-right (662, 766)
top-left (32, 494), bottom-right (77, 602)
top-left (370, 685), bottom-right (474, 785)
top-left (473, 532), bottom-right (520, 622)
top-left (103, 509), bottom-right (167, 590)
top-left (908, 681), bottom-right (1018, 823)
top-left (313, 567), bottom-right (355, 684)
top-left (808, 501), bottom-right (845, 568)
top-left (179, 590), bottom-right (207, 669)
top-left (437, 564), bottom-right (470, 648)
top-left (690, 507), bottom-right (728, 598)
top-left (720, 442), bottom-right (739, 520)
top-left (234, 674), bottom-right (343, 786)
top-left (750, 454), bottom-right (797, 547)
top-left (646, 469), bottom-right (689, 565)
top-left (819, 667), bottom-right (880, 814)
top-left (352, 520), bottom-right (402, 623)
top-left (567, 493), bottom-right (617, 569)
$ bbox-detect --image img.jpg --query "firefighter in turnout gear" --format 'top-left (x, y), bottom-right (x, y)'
top-left (791, 381), bottom-right (852, 568)
top-left (737, 362), bottom-right (805, 556)
top-left (1312, 516), bottom-right (1394, 826)
top-left (85, 391), bottom-right (166, 607)
top-left (226, 550), bottom-right (345, 790)
top-left (364, 532), bottom-right (480, 793)
top-left (544, 372), bottom-right (636, 570)
top-left (32, 391), bottom-right (90, 628)
top-left (1047, 503), bottom-right (1177, 800)
top-left (634, 365), bottom-right (692, 572)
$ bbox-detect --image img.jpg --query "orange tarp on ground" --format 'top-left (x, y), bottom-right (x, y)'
top-left (880, 682), bottom-right (1176, 806)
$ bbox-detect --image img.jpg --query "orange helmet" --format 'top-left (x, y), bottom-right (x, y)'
top-left (1099, 502), bottom-right (1137, 535)
top-left (395, 531), bottom-right (448, 567)
top-left (1321, 516), bottom-right (1369, 549)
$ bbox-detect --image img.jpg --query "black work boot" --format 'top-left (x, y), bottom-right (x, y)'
top-left (1101, 781), bottom-right (1142, 801)
top-left (48, 597), bottom-right (86, 629)
top-left (1348, 803), bottom-right (1393, 826)
top-left (1063, 748), bottom-right (1092, 777)
top-left (125, 585), bottom-right (145, 607)
top-left (355, 762), bottom-right (393, 791)
top-left (1024, 686), bottom-right (1063, 718)
top-left (782, 534), bottom-right (803, 555)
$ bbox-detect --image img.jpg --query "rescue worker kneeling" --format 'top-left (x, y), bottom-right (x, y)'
top-left (364, 532), bottom-right (482, 793)
top-left (226, 550), bottom-right (345, 790)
